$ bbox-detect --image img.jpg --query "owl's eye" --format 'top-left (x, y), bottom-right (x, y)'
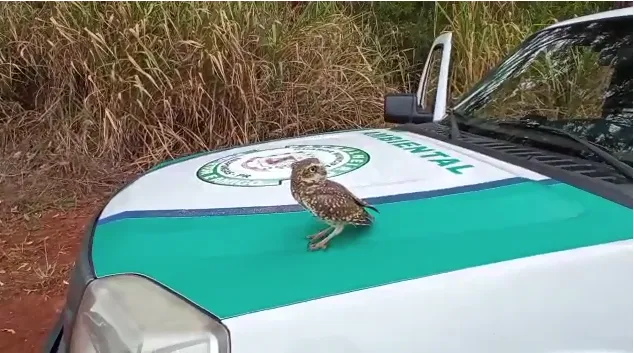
top-left (308, 166), bottom-right (317, 173)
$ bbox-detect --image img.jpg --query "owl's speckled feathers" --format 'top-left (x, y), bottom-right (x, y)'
top-left (304, 179), bottom-right (377, 225)
top-left (290, 157), bottom-right (378, 251)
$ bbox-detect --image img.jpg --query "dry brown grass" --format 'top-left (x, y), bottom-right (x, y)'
top-left (0, 196), bottom-right (103, 294)
top-left (0, 2), bottom-right (406, 170)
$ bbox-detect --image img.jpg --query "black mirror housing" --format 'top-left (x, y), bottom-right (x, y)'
top-left (383, 93), bottom-right (434, 124)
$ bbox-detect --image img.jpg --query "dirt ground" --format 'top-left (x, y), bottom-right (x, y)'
top-left (0, 202), bottom-right (103, 353)
top-left (0, 151), bottom-right (133, 353)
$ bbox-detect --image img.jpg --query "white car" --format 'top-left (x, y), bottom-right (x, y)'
top-left (44, 7), bottom-right (633, 353)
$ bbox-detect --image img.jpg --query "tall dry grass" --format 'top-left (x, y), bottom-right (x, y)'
top-left (0, 2), bottom-right (406, 168)
top-left (0, 1), bottom-right (613, 170)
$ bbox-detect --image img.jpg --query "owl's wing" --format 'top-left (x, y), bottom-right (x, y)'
top-left (324, 180), bottom-right (379, 213)
top-left (311, 188), bottom-right (375, 225)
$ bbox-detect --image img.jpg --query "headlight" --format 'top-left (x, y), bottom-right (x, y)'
top-left (69, 274), bottom-right (230, 353)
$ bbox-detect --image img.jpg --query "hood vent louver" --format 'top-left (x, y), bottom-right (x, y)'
top-left (413, 123), bottom-right (630, 185)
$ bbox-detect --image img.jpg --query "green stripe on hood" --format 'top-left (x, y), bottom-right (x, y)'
top-left (92, 181), bottom-right (632, 319)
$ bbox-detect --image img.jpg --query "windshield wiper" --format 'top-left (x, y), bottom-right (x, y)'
top-left (496, 120), bottom-right (633, 180)
top-left (444, 107), bottom-right (463, 140)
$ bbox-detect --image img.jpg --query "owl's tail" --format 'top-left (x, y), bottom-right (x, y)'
top-left (365, 204), bottom-right (379, 213)
top-left (351, 209), bottom-right (375, 226)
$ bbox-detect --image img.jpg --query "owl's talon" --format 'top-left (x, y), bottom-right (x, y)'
top-left (308, 241), bottom-right (328, 251)
top-left (306, 227), bottom-right (333, 242)
top-left (306, 234), bottom-right (324, 242)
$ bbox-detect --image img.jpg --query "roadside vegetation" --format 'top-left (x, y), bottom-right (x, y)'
top-left (1, 1), bottom-right (613, 171)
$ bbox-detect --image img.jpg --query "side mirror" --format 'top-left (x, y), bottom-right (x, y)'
top-left (383, 93), bottom-right (433, 124)
top-left (385, 32), bottom-right (453, 125)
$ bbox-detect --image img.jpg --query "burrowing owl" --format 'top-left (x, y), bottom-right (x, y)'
top-left (290, 157), bottom-right (379, 251)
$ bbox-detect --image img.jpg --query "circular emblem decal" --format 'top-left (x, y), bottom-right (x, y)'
top-left (196, 145), bottom-right (370, 187)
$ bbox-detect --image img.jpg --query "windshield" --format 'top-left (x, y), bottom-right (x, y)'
top-left (454, 14), bottom-right (632, 159)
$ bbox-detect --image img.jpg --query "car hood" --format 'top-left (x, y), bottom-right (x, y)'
top-left (91, 127), bottom-right (632, 320)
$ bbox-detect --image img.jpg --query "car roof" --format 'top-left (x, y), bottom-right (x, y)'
top-left (545, 7), bottom-right (632, 30)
